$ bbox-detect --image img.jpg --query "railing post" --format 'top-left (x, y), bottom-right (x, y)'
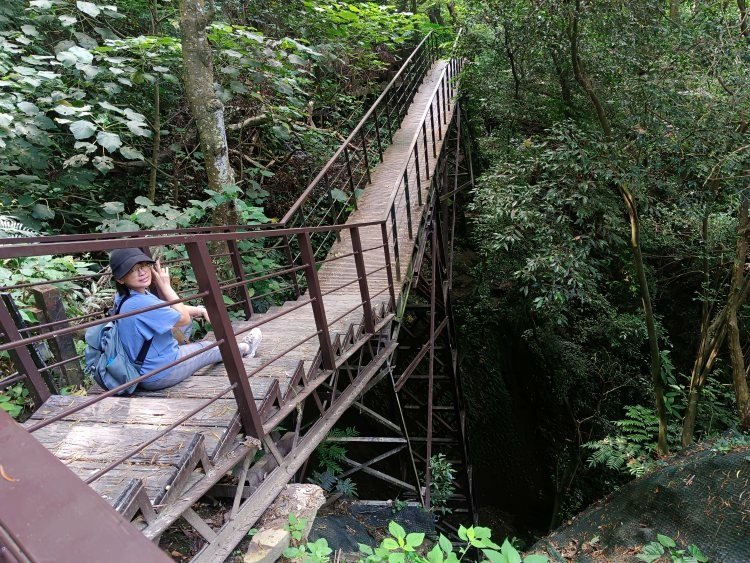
top-left (436, 89), bottom-right (443, 140)
top-left (0, 296), bottom-right (50, 405)
top-left (414, 146), bottom-right (423, 206)
top-left (31, 284), bottom-right (84, 386)
top-left (350, 227), bottom-right (375, 333)
top-left (380, 223), bottom-right (397, 310)
top-left (422, 122), bottom-right (431, 179)
top-left (359, 129), bottom-right (372, 184)
top-left (403, 171), bottom-right (413, 240)
top-left (343, 146), bottom-right (356, 205)
top-left (185, 240), bottom-right (264, 438)
top-left (373, 107), bottom-right (385, 161)
top-left (429, 105), bottom-right (437, 157)
top-left (385, 89), bottom-right (394, 141)
top-left (324, 172), bottom-right (342, 242)
top-left (298, 232), bottom-right (336, 370)
top-left (390, 203), bottom-right (401, 281)
top-left (227, 239), bottom-right (253, 321)
top-left (442, 78), bottom-right (448, 122)
top-left (282, 234), bottom-right (301, 299)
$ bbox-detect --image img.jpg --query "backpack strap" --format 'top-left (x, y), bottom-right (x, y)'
top-left (113, 293), bottom-right (154, 372)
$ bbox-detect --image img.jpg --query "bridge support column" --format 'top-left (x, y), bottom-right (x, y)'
top-left (186, 240), bottom-right (264, 438)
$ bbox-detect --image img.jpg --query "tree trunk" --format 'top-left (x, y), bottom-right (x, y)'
top-left (447, 1), bottom-right (458, 25)
top-left (567, 0), bottom-right (668, 453)
top-left (682, 204), bottom-right (719, 445)
top-left (670, 0), bottom-right (680, 21)
top-left (148, 81), bottom-right (160, 203)
top-left (728, 196), bottom-right (750, 428)
top-left (502, 23), bottom-right (521, 100)
top-left (148, 0), bottom-right (161, 203)
top-left (568, 0), bottom-right (611, 137)
top-left (179, 0), bottom-right (238, 225)
top-left (739, 0), bottom-right (750, 42)
top-left (550, 47), bottom-right (573, 116)
top-left (621, 185), bottom-right (669, 455)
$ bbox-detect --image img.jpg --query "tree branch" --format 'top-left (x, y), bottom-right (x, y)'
top-left (226, 113), bottom-right (271, 131)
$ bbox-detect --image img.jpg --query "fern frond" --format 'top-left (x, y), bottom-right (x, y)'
top-left (335, 477), bottom-right (358, 498)
top-left (0, 215), bottom-right (38, 238)
top-left (310, 470), bottom-right (336, 491)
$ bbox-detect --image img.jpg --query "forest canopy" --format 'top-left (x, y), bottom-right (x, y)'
top-left (0, 0), bottom-right (433, 233)
top-left (2, 0), bottom-right (750, 548)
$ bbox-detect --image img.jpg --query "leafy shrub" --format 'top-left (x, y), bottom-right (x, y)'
top-left (358, 522), bottom-right (548, 563)
top-left (636, 533), bottom-right (708, 563)
top-left (429, 454), bottom-right (456, 515)
top-left (584, 405), bottom-right (680, 476)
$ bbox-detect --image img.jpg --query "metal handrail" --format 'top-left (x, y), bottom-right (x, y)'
top-left (0, 29), bottom-right (468, 556)
top-left (280, 31), bottom-right (438, 226)
top-left (382, 30), bottom-right (464, 226)
top-left (1, 221), bottom-right (393, 438)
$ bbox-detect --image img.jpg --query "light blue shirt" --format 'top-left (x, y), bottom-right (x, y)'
top-left (114, 290), bottom-right (181, 382)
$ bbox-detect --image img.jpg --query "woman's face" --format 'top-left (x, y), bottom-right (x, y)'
top-left (117, 262), bottom-right (152, 292)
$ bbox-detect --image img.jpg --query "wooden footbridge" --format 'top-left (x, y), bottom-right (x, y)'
top-left (0, 31), bottom-right (475, 562)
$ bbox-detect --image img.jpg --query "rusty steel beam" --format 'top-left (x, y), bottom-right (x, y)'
top-left (0, 410), bottom-right (171, 563)
top-left (186, 240), bottom-right (264, 438)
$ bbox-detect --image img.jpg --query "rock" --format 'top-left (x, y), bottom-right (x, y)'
top-left (245, 484), bottom-right (326, 562)
top-left (244, 529), bottom-right (290, 563)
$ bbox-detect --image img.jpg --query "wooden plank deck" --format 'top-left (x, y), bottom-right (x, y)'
top-left (23, 58), bottom-right (456, 526)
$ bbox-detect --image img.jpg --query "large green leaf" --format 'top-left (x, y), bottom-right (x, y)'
top-left (119, 146), bottom-right (144, 160)
top-left (69, 120), bottom-right (96, 140)
top-left (127, 121), bottom-right (151, 137)
top-left (102, 201), bottom-right (124, 214)
top-left (32, 203), bottom-right (55, 220)
top-left (96, 131), bottom-right (122, 152)
top-left (76, 1), bottom-right (101, 17)
top-left (17, 102), bottom-right (39, 116)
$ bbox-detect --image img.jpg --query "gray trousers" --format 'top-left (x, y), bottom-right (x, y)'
top-left (138, 340), bottom-right (224, 391)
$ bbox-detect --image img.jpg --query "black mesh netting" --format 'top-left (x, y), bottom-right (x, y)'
top-left (530, 434), bottom-right (750, 562)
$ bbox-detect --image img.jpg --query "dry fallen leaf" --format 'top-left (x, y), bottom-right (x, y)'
top-left (0, 464), bottom-right (19, 482)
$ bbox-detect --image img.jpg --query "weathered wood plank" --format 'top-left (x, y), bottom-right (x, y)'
top-left (30, 395), bottom-right (239, 427)
top-left (63, 460), bottom-right (177, 506)
top-left (89, 375), bottom-right (283, 403)
top-left (29, 421), bottom-right (221, 466)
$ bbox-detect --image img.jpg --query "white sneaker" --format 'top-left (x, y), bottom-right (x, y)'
top-left (241, 328), bottom-right (262, 358)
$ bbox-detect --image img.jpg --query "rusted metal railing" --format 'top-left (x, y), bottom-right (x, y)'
top-left (0, 221), bottom-right (391, 438)
top-left (0, 28), bottom-right (465, 555)
top-left (280, 32), bottom-right (439, 255)
top-left (382, 44), bottom-right (464, 288)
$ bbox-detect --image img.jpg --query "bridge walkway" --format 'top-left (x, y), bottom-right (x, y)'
top-left (11, 52), bottom-right (457, 558)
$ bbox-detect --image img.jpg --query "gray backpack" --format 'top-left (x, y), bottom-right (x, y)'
top-left (84, 295), bottom-right (152, 395)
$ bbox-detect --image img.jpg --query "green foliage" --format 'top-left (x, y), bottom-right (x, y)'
top-left (0, 254), bottom-right (100, 319)
top-left (283, 512), bottom-right (330, 561)
top-left (286, 513), bottom-right (308, 543)
top-left (0, 383), bottom-right (30, 419)
top-left (315, 426), bottom-right (358, 474)
top-left (358, 523), bottom-right (548, 563)
top-left (284, 537), bottom-right (333, 563)
top-left (636, 534), bottom-right (708, 563)
top-left (391, 498), bottom-right (409, 514)
top-left (0, 0), bottom-right (428, 234)
top-left (584, 405), bottom-right (680, 477)
top-left (309, 469), bottom-right (358, 499)
top-left (0, 215), bottom-right (38, 238)
top-left (429, 454), bottom-right (456, 514)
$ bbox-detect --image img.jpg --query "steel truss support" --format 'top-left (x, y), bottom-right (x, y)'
top-left (335, 102), bottom-right (477, 535)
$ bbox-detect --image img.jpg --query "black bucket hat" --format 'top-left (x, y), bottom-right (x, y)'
top-left (110, 248), bottom-right (155, 279)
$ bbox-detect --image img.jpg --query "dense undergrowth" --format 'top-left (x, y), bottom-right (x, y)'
top-left (457, 0), bottom-right (750, 533)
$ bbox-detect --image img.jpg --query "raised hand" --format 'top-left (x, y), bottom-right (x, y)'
top-left (151, 259), bottom-right (172, 289)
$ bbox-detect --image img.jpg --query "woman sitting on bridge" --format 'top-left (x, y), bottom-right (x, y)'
top-left (109, 248), bottom-right (262, 391)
